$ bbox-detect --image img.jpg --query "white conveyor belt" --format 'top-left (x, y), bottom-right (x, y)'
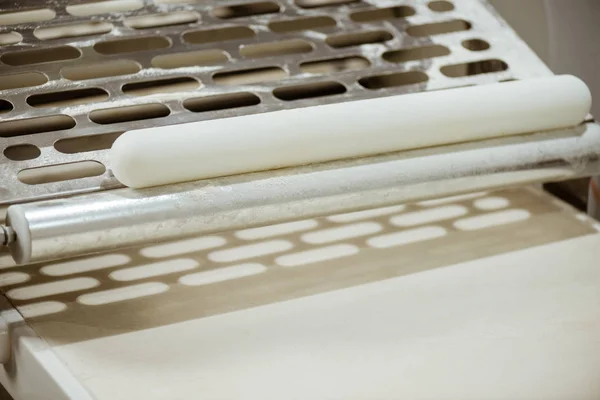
top-left (111, 75), bottom-right (591, 188)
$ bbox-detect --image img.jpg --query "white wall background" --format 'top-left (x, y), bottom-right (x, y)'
top-left (489, 0), bottom-right (549, 63)
top-left (489, 0), bottom-right (600, 117)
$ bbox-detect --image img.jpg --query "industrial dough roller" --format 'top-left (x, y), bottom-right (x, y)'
top-left (1, 0), bottom-right (600, 266)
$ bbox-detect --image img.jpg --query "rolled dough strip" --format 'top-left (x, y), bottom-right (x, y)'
top-left (111, 75), bottom-right (591, 188)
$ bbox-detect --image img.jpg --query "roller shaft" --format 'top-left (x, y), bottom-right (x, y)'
top-left (0, 226), bottom-right (14, 246)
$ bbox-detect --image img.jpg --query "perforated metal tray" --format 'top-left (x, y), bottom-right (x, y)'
top-left (0, 0), bottom-right (550, 206)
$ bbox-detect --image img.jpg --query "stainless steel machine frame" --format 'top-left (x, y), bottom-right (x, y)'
top-left (1, 0), bottom-right (598, 264)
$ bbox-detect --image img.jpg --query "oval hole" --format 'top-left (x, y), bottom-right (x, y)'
top-left (326, 30), bottom-right (393, 48)
top-left (276, 244), bottom-right (358, 267)
top-left (0, 100), bottom-right (13, 113)
top-left (141, 236), bottom-right (226, 258)
top-left (18, 161), bottom-right (106, 185)
top-left (428, 1), bottom-right (455, 12)
top-left (390, 205), bottom-right (467, 227)
top-left (453, 209), bottom-right (530, 231)
top-left (240, 39), bottom-right (313, 59)
top-left (213, 66), bottom-right (287, 85)
top-left (41, 254), bottom-right (131, 276)
top-left (89, 103), bottom-right (170, 124)
top-left (17, 302), bottom-right (67, 319)
top-left (212, 2), bottom-right (280, 19)
top-left (367, 226), bottom-right (447, 249)
top-left (27, 88), bottom-right (109, 108)
top-left (440, 59), bottom-right (508, 77)
top-left (1, 46), bottom-right (81, 66)
top-left (0, 32), bottom-right (22, 45)
top-left (407, 19), bottom-right (471, 36)
top-left (0, 72), bottom-right (47, 90)
top-left (94, 36), bottom-right (170, 55)
top-left (269, 16), bottom-right (336, 33)
top-left (34, 21), bottom-right (113, 40)
top-left (7, 277), bottom-right (99, 300)
top-left (236, 220), bottom-right (318, 240)
top-left (179, 263), bottom-right (266, 286)
top-left (54, 132), bottom-right (122, 154)
top-left (125, 11), bottom-right (198, 29)
top-left (418, 192), bottom-right (486, 206)
top-left (473, 196), bottom-right (510, 211)
top-left (0, 9), bottom-right (55, 25)
top-left (462, 38), bottom-right (490, 51)
top-left (61, 60), bottom-right (141, 81)
top-left (110, 259), bottom-right (198, 281)
top-left (78, 283), bottom-right (168, 305)
top-left (0, 115), bottom-right (76, 138)
top-left (209, 240), bottom-right (293, 263)
top-left (66, 0), bottom-right (143, 16)
top-left (295, 0), bottom-right (358, 8)
top-left (302, 222), bottom-right (381, 244)
top-left (300, 56), bottom-right (370, 74)
top-left (383, 44), bottom-right (450, 63)
top-left (350, 6), bottom-right (415, 22)
top-left (328, 205), bottom-right (405, 222)
top-left (122, 77), bottom-right (199, 96)
top-left (184, 92), bottom-right (260, 113)
top-left (152, 49), bottom-right (228, 69)
top-left (183, 26), bottom-right (255, 45)
top-left (0, 272), bottom-right (30, 287)
top-left (4, 144), bottom-right (41, 161)
top-left (273, 81), bottom-right (346, 101)
top-left (359, 70), bottom-right (428, 89)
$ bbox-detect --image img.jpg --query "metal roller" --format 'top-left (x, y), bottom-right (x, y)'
top-left (2, 122), bottom-right (600, 265)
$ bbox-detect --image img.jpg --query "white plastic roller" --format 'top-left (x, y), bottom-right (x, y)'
top-left (110, 75), bottom-right (591, 188)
